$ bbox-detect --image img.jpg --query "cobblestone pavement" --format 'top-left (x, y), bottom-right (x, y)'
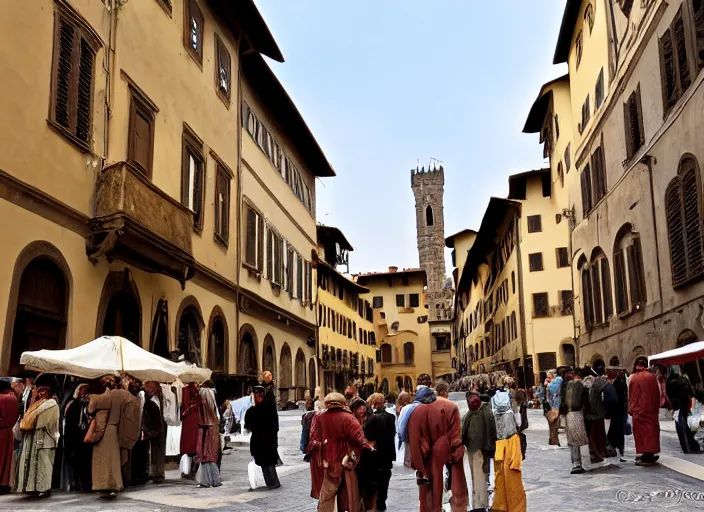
top-left (2, 409), bottom-right (704, 511)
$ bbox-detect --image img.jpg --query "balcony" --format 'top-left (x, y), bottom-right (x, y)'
top-left (87, 162), bottom-right (195, 286)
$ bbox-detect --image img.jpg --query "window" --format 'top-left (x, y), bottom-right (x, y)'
top-left (511, 311), bottom-right (517, 339)
top-left (214, 164), bottom-right (231, 245)
top-left (50, 2), bottom-right (99, 150)
top-left (511, 271), bottom-right (516, 294)
top-left (409, 293), bottom-right (420, 308)
top-left (624, 85), bottom-right (645, 159)
top-left (580, 95), bottom-right (590, 133)
top-left (181, 128), bottom-right (205, 231)
top-left (614, 231), bottom-right (646, 314)
top-left (184, 0), bottom-right (204, 65)
top-left (214, 33), bottom-right (231, 102)
top-left (554, 114), bottom-right (560, 140)
top-left (381, 344), bottom-right (392, 363)
top-left (426, 205), bottom-right (434, 226)
top-left (582, 252), bottom-right (613, 328)
top-left (591, 144), bottom-right (607, 204)
top-left (585, 3), bottom-right (595, 33)
top-left (694, 0), bottom-right (704, 68)
top-left (396, 294), bottom-right (405, 308)
top-left (554, 247), bottom-right (569, 268)
top-left (527, 215), bottom-right (542, 233)
top-left (533, 293), bottom-right (549, 318)
top-left (403, 342), bottom-right (414, 364)
top-left (565, 143), bottom-right (572, 172)
top-left (296, 254), bottom-right (303, 300)
top-left (659, 7), bottom-right (692, 114)
top-left (372, 296), bottom-right (383, 309)
top-left (581, 164), bottom-right (593, 216)
top-left (576, 31), bottom-right (583, 68)
top-left (619, 0), bottom-right (634, 17)
top-left (283, 241), bottom-right (292, 293)
top-left (127, 87), bottom-right (156, 177)
top-left (557, 162), bottom-right (564, 188)
top-left (595, 68), bottom-right (604, 109)
top-left (244, 204), bottom-right (263, 270)
top-left (560, 290), bottom-right (574, 316)
top-left (529, 253), bottom-right (544, 272)
top-left (666, 155), bottom-right (704, 287)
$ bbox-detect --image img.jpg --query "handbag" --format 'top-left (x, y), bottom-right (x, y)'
top-left (83, 410), bottom-right (108, 444)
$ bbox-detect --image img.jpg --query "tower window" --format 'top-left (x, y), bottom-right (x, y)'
top-left (426, 205), bottom-right (434, 226)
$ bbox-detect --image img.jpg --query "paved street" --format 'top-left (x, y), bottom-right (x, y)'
top-left (2, 409), bottom-right (704, 511)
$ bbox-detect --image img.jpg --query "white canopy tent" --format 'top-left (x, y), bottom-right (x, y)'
top-left (20, 335), bottom-right (211, 383)
top-left (648, 341), bottom-right (704, 367)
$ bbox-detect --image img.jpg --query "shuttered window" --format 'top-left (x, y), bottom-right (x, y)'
top-left (373, 296), bottom-right (383, 308)
top-left (581, 164), bottom-right (593, 216)
top-left (624, 85), bottom-right (645, 159)
top-left (50, 3), bottom-right (99, 150)
top-left (214, 33), bottom-right (231, 101)
top-left (561, 290), bottom-right (574, 315)
top-left (266, 228), bottom-right (274, 279)
top-left (614, 250), bottom-right (628, 314)
top-left (628, 237), bottom-right (647, 309)
top-left (694, 0), bottom-right (704, 68)
top-left (296, 254), bottom-right (303, 300)
top-left (660, 7), bottom-right (692, 114)
top-left (595, 68), bottom-right (604, 109)
top-left (591, 145), bottom-right (607, 203)
top-left (556, 247), bottom-right (570, 268)
top-left (127, 88), bottom-right (156, 177)
top-left (533, 293), bottom-right (549, 318)
top-left (214, 164), bottom-right (231, 245)
top-left (529, 253), bottom-right (544, 272)
top-left (273, 235), bottom-right (283, 285)
top-left (564, 143), bottom-right (572, 172)
top-left (396, 294), bottom-right (405, 307)
top-left (184, 0), bottom-right (204, 65)
top-left (581, 268), bottom-right (594, 329)
top-left (244, 205), bottom-right (263, 270)
top-left (619, 0), bottom-right (634, 16)
top-left (600, 258), bottom-right (614, 319)
top-left (527, 215), bottom-right (542, 233)
top-left (666, 156), bottom-right (704, 287)
top-left (580, 95), bottom-right (590, 133)
top-left (181, 129), bottom-right (205, 231)
top-left (409, 293), bottom-right (420, 308)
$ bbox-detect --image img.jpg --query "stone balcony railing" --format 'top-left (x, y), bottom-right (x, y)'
top-left (87, 162), bottom-right (195, 287)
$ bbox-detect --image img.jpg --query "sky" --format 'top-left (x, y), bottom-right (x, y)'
top-left (254, 1), bottom-right (567, 276)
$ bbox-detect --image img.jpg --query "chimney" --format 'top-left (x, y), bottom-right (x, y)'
top-left (388, 266), bottom-right (398, 273)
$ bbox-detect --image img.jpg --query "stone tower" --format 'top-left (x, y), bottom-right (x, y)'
top-left (411, 164), bottom-right (446, 295)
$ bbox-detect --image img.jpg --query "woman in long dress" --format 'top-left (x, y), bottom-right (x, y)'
top-left (195, 385), bottom-right (221, 487)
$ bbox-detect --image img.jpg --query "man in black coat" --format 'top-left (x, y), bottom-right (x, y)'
top-left (244, 386), bottom-right (281, 489)
top-left (358, 393), bottom-right (396, 511)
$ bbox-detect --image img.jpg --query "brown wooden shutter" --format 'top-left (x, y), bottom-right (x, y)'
top-left (614, 250), bottom-right (628, 314)
top-left (221, 171), bottom-right (230, 242)
top-left (266, 228), bottom-right (273, 279)
top-left (581, 166), bottom-right (592, 215)
top-left (627, 241), bottom-right (645, 309)
top-left (581, 269), bottom-right (593, 329)
top-left (296, 255), bottom-right (303, 299)
top-left (624, 97), bottom-right (634, 159)
top-left (591, 265), bottom-right (603, 324)
top-left (245, 208), bottom-right (256, 266)
top-left (129, 100), bottom-right (153, 174)
top-left (287, 247), bottom-right (294, 297)
top-left (694, 0), bottom-right (704, 68)
top-left (55, 19), bottom-right (74, 129)
top-left (666, 179), bottom-right (688, 285)
top-left (257, 215), bottom-right (264, 271)
top-left (601, 258), bottom-right (614, 319)
top-left (661, 28), bottom-right (678, 110)
top-left (193, 158), bottom-right (203, 230)
top-left (76, 39), bottom-right (95, 142)
top-left (683, 165), bottom-right (704, 281)
top-left (674, 13), bottom-right (691, 92)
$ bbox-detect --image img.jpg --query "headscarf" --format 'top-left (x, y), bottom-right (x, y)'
top-left (397, 386), bottom-right (437, 445)
top-left (323, 392), bottom-right (348, 411)
top-left (633, 356), bottom-right (648, 373)
top-left (468, 395), bottom-right (482, 411)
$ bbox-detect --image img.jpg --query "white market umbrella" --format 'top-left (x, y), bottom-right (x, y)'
top-left (20, 335), bottom-right (211, 383)
top-left (649, 341), bottom-right (704, 366)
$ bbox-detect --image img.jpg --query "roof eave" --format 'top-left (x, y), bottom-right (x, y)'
top-left (553, 0), bottom-right (581, 65)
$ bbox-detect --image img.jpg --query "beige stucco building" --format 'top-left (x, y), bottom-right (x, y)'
top-left (524, 0), bottom-right (704, 381)
top-left (315, 226), bottom-right (376, 395)
top-left (357, 268), bottom-right (432, 394)
top-left (0, 0), bottom-right (332, 400)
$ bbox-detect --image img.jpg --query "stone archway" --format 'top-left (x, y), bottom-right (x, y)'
top-left (207, 307), bottom-right (228, 373)
top-left (237, 324), bottom-right (258, 377)
top-left (295, 349), bottom-right (306, 400)
top-left (96, 268), bottom-right (142, 347)
top-left (279, 343), bottom-right (293, 403)
top-left (262, 335), bottom-right (276, 383)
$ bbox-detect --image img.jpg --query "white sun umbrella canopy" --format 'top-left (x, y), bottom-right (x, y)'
top-left (20, 335), bottom-right (211, 383)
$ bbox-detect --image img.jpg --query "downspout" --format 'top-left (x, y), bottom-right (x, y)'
top-left (234, 32), bottom-right (244, 376)
top-left (643, 155), bottom-right (664, 316)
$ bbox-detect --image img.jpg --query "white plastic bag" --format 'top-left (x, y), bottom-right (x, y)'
top-left (248, 460), bottom-right (267, 490)
top-left (688, 413), bottom-right (703, 433)
top-left (179, 454), bottom-right (192, 477)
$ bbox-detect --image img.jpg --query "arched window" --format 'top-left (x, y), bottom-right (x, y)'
top-left (426, 205), bottom-right (434, 227)
top-left (10, 258), bottom-right (68, 376)
top-left (295, 349), bottom-right (306, 400)
top-left (562, 344), bottom-right (576, 367)
top-left (208, 317), bottom-right (226, 372)
top-left (584, 3), bottom-right (594, 33)
top-left (580, 250), bottom-right (613, 330)
top-left (150, 298), bottom-right (170, 359)
top-left (279, 343), bottom-right (293, 402)
top-left (178, 305), bottom-right (202, 366)
top-left (613, 224), bottom-right (647, 314)
top-left (263, 335), bottom-right (276, 381)
top-left (395, 376), bottom-right (403, 391)
top-left (381, 343), bottom-right (392, 363)
top-left (609, 356), bottom-right (620, 367)
top-left (666, 155), bottom-right (704, 287)
top-left (403, 342), bottom-right (415, 364)
top-left (238, 327), bottom-right (258, 376)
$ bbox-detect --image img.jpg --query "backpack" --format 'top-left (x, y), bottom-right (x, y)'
top-left (602, 383), bottom-right (618, 418)
top-left (117, 390), bottom-right (142, 450)
top-left (492, 390), bottom-right (512, 414)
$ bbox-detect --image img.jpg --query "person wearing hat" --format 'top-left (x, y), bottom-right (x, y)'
top-left (244, 385), bottom-right (281, 489)
top-left (16, 378), bottom-right (59, 497)
top-left (629, 357), bottom-right (661, 464)
top-left (462, 392), bottom-right (496, 512)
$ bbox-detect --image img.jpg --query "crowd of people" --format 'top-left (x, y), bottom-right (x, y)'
top-left (298, 373), bottom-right (528, 512)
top-left (0, 372), bottom-right (223, 500)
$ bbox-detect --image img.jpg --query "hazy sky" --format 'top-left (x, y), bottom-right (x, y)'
top-left (255, 1), bottom-right (567, 275)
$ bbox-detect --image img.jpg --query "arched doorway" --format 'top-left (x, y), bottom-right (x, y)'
top-left (262, 335), bottom-right (276, 383)
top-left (9, 258), bottom-right (68, 376)
top-left (279, 343), bottom-right (293, 403)
top-left (677, 330), bottom-right (702, 387)
top-left (295, 349), bottom-right (306, 400)
top-left (561, 343), bottom-right (576, 367)
top-left (149, 298), bottom-right (170, 359)
top-left (96, 269), bottom-right (142, 346)
top-left (177, 305), bottom-right (203, 366)
top-left (237, 327), bottom-right (258, 376)
top-left (208, 318), bottom-right (226, 373)
top-left (308, 357), bottom-right (317, 397)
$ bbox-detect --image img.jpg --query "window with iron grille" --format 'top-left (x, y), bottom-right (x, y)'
top-left (529, 253), bottom-right (544, 272)
top-left (556, 247), bottom-right (570, 268)
top-left (533, 293), bottom-right (549, 318)
top-left (659, 6), bottom-right (692, 115)
top-left (127, 87), bottom-right (156, 178)
top-left (184, 0), bottom-right (204, 65)
top-left (181, 127), bottom-right (205, 231)
top-left (396, 294), bottom-right (405, 307)
top-left (527, 215), bottom-right (542, 233)
top-left (666, 156), bottom-right (704, 287)
top-left (624, 85), bottom-right (645, 160)
top-left (214, 33), bottom-right (231, 102)
top-left (50, 2), bottom-right (99, 151)
top-left (409, 293), bottom-right (420, 308)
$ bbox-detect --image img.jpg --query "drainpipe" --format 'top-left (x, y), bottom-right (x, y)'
top-left (643, 155), bottom-right (664, 317)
